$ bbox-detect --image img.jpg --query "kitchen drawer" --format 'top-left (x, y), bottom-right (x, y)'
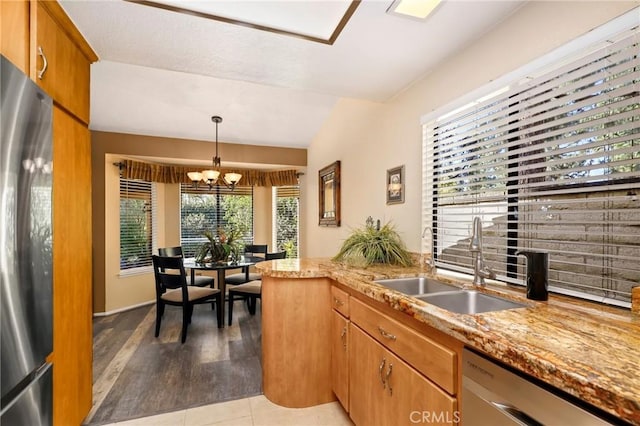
top-left (331, 286), bottom-right (350, 318)
top-left (350, 297), bottom-right (457, 395)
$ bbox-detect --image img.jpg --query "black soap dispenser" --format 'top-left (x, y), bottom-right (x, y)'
top-left (516, 251), bottom-right (549, 301)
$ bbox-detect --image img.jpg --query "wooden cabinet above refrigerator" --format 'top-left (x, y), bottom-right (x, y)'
top-left (31, 1), bottom-right (97, 124)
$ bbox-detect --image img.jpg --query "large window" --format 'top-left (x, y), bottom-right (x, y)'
top-left (422, 21), bottom-right (639, 307)
top-left (273, 186), bottom-right (300, 258)
top-left (120, 178), bottom-right (156, 271)
top-left (180, 184), bottom-right (254, 257)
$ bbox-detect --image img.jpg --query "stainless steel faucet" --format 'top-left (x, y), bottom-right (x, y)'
top-left (421, 226), bottom-right (436, 270)
top-left (469, 217), bottom-right (496, 285)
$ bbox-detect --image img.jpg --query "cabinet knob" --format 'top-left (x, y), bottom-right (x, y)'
top-left (37, 46), bottom-right (48, 80)
top-left (378, 326), bottom-right (397, 341)
top-left (334, 297), bottom-right (344, 307)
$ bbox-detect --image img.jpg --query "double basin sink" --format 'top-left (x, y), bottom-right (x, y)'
top-left (374, 277), bottom-right (526, 314)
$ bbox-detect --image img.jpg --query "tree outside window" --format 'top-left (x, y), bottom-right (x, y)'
top-left (180, 185), bottom-right (254, 257)
top-left (120, 179), bottom-right (153, 270)
top-left (274, 186), bottom-right (300, 258)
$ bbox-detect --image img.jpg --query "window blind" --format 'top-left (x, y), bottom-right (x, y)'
top-left (422, 26), bottom-right (639, 307)
top-left (180, 184), bottom-right (254, 257)
top-left (120, 178), bottom-right (156, 271)
top-left (273, 185), bottom-right (300, 258)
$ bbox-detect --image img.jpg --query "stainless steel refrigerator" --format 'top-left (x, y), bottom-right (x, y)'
top-left (0, 55), bottom-right (54, 425)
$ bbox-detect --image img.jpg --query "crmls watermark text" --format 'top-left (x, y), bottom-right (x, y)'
top-left (409, 411), bottom-right (461, 424)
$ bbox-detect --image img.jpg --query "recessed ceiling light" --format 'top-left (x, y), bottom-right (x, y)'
top-left (387, 0), bottom-right (442, 20)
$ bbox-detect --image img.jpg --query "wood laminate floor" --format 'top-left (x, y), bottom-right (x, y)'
top-left (86, 300), bottom-right (263, 425)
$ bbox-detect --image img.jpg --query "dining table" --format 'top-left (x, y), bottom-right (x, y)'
top-left (183, 256), bottom-right (264, 327)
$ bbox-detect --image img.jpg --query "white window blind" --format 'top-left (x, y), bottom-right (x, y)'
top-left (120, 178), bottom-right (156, 271)
top-left (180, 184), bottom-right (254, 257)
top-left (423, 25), bottom-right (639, 307)
top-left (273, 185), bottom-right (300, 258)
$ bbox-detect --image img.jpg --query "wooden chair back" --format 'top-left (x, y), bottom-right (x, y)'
top-left (158, 246), bottom-right (183, 257)
top-left (152, 255), bottom-right (188, 298)
top-left (244, 244), bottom-right (268, 257)
top-left (266, 251), bottom-right (287, 260)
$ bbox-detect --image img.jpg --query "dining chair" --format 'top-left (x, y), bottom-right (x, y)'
top-left (152, 255), bottom-right (223, 343)
top-left (225, 244), bottom-right (268, 285)
top-left (158, 246), bottom-right (215, 287)
top-left (227, 251), bottom-right (286, 325)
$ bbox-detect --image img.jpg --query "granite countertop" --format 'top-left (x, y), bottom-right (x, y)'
top-left (256, 258), bottom-right (640, 425)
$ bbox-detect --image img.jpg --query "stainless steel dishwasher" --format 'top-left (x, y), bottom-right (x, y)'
top-left (462, 348), bottom-right (619, 425)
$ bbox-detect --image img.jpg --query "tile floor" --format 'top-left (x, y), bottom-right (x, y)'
top-left (101, 395), bottom-right (353, 426)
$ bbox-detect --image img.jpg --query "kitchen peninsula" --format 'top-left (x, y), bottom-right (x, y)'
top-left (256, 258), bottom-right (640, 425)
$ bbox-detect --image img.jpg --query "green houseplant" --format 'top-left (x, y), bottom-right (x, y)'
top-left (333, 218), bottom-right (413, 267)
top-left (195, 227), bottom-right (242, 264)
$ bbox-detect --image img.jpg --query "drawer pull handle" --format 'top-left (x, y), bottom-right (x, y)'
top-left (379, 358), bottom-right (386, 389)
top-left (37, 46), bottom-right (48, 79)
top-left (340, 326), bottom-right (347, 350)
top-left (385, 363), bottom-right (393, 396)
top-left (334, 297), bottom-right (344, 307)
top-left (378, 326), bottom-right (397, 341)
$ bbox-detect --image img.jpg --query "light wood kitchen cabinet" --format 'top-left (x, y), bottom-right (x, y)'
top-left (31, 1), bottom-right (93, 124)
top-left (263, 278), bottom-right (461, 425)
top-left (349, 324), bottom-right (457, 426)
top-left (331, 304), bottom-right (350, 409)
top-left (52, 106), bottom-right (93, 426)
top-left (350, 297), bottom-right (457, 395)
top-left (0, 0), bottom-right (30, 73)
top-left (41, 3), bottom-right (96, 424)
top-left (347, 297), bottom-right (459, 425)
top-left (262, 276), bottom-right (335, 407)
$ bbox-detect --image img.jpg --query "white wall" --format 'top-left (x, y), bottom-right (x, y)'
top-left (301, 98), bottom-right (386, 257)
top-left (302, 1), bottom-right (638, 258)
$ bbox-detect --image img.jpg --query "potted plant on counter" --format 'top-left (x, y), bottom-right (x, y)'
top-left (333, 217), bottom-right (413, 267)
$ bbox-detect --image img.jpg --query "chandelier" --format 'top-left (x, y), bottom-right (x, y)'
top-left (187, 115), bottom-right (242, 190)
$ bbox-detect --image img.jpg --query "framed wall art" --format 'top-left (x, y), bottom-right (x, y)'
top-left (319, 161), bottom-right (341, 227)
top-left (386, 165), bottom-right (404, 205)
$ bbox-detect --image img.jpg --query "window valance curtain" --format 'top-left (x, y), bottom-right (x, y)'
top-left (119, 159), bottom-right (300, 187)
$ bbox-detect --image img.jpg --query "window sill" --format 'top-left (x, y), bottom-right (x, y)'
top-left (119, 266), bottom-right (153, 277)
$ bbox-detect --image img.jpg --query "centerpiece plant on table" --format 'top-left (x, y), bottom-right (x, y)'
top-left (332, 217), bottom-right (414, 267)
top-left (195, 227), bottom-right (242, 264)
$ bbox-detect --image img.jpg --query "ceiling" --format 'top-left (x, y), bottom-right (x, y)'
top-left (60, 0), bottom-right (526, 149)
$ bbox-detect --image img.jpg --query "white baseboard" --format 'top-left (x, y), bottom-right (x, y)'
top-left (93, 300), bottom-right (155, 317)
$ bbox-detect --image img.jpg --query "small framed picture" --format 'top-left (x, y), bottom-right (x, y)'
top-left (319, 161), bottom-right (341, 227)
top-left (386, 165), bottom-right (404, 205)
